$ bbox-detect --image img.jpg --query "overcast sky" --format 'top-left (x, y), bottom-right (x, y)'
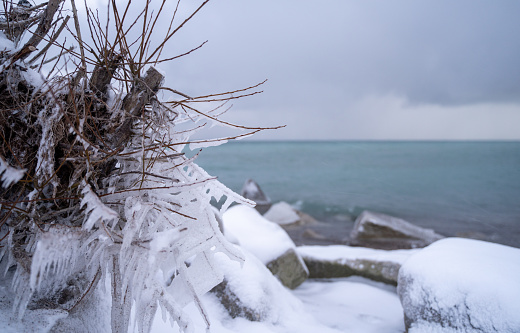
top-left (87, 0), bottom-right (520, 140)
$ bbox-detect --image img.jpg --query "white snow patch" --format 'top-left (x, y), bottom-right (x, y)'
top-left (0, 31), bottom-right (14, 51)
top-left (293, 277), bottom-right (405, 333)
top-left (263, 202), bottom-right (300, 225)
top-left (22, 68), bottom-right (45, 89)
top-left (222, 205), bottom-right (296, 264)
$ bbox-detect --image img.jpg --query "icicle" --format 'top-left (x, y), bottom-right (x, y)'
top-left (81, 184), bottom-right (119, 230)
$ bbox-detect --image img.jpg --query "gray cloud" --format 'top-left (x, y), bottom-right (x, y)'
top-left (87, 0), bottom-right (520, 139)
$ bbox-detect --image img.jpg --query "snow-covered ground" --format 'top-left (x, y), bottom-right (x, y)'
top-left (149, 276), bottom-right (405, 333)
top-left (3, 204), bottom-right (519, 332)
top-left (148, 205), bottom-right (407, 332)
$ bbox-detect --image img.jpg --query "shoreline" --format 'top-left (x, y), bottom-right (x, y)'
top-left (267, 204), bottom-right (520, 249)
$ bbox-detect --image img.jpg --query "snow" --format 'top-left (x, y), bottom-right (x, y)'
top-left (298, 244), bottom-right (418, 265)
top-left (0, 259), bottom-right (69, 333)
top-left (263, 202), bottom-right (300, 225)
top-left (293, 277), bottom-right (405, 333)
top-left (222, 205), bottom-right (296, 264)
top-left (0, 31), bottom-right (14, 52)
top-left (148, 251), bottom-right (405, 333)
top-left (398, 238), bottom-right (520, 333)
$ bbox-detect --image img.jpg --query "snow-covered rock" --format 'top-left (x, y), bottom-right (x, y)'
top-left (240, 179), bottom-right (271, 214)
top-left (210, 248), bottom-right (306, 322)
top-left (223, 205), bottom-right (308, 289)
top-left (263, 201), bottom-right (319, 228)
top-left (263, 202), bottom-right (301, 225)
top-left (298, 245), bottom-right (417, 286)
top-left (350, 210), bottom-right (443, 249)
top-left (397, 238), bottom-right (520, 333)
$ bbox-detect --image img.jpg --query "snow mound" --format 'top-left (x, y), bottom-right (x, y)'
top-left (397, 238), bottom-right (520, 333)
top-left (263, 202), bottom-right (300, 225)
top-left (222, 205), bottom-right (296, 264)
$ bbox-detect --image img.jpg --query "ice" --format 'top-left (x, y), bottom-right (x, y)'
top-left (80, 184), bottom-right (119, 230)
top-left (189, 139), bottom-right (228, 150)
top-left (0, 157), bottom-right (26, 188)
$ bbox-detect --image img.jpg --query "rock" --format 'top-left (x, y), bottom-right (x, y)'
top-left (397, 238), bottom-right (520, 333)
top-left (263, 201), bottom-right (318, 227)
top-left (301, 228), bottom-right (327, 240)
top-left (295, 210), bottom-right (318, 225)
top-left (240, 179), bottom-right (271, 214)
top-left (211, 279), bottom-right (262, 321)
top-left (350, 210), bottom-right (443, 249)
top-left (266, 248), bottom-right (308, 289)
top-left (298, 245), bottom-right (417, 286)
top-left (210, 249), bottom-right (306, 322)
top-left (223, 205), bottom-right (309, 289)
top-left (263, 202), bottom-right (300, 225)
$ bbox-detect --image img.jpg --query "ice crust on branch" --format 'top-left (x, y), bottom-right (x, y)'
top-left (80, 184), bottom-right (119, 230)
top-left (0, 156), bottom-right (26, 188)
top-left (0, 1), bottom-right (273, 332)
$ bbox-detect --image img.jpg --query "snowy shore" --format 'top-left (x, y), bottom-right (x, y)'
top-left (1, 204), bottom-right (518, 332)
top-left (150, 204), bottom-right (520, 333)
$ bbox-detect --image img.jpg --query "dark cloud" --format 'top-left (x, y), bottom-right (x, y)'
top-left (166, 0), bottom-right (520, 104)
top-left (88, 0), bottom-right (520, 139)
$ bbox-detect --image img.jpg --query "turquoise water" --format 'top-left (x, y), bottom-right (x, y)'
top-left (192, 141), bottom-right (520, 248)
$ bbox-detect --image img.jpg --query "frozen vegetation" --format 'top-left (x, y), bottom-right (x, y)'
top-left (1, 1), bottom-right (519, 333)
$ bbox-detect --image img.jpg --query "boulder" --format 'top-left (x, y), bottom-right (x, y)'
top-left (397, 238), bottom-right (520, 333)
top-left (298, 245), bottom-right (417, 286)
top-left (266, 248), bottom-right (309, 289)
top-left (263, 202), bottom-right (300, 225)
top-left (210, 249), bottom-right (306, 322)
top-left (263, 201), bottom-right (318, 227)
top-left (301, 228), bottom-right (327, 241)
top-left (222, 205), bottom-right (308, 289)
top-left (350, 210), bottom-right (443, 249)
top-left (240, 179), bottom-right (271, 214)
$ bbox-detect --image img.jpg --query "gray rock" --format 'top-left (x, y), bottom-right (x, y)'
top-left (240, 179), bottom-right (271, 214)
top-left (210, 248), bottom-right (306, 323)
top-left (210, 279), bottom-right (263, 321)
top-left (298, 245), bottom-right (417, 286)
top-left (350, 210), bottom-right (443, 249)
top-left (302, 256), bottom-right (401, 286)
top-left (266, 248), bottom-right (309, 289)
top-left (301, 228), bottom-right (327, 240)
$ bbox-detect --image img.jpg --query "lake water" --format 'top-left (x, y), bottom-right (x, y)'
top-left (192, 141), bottom-right (520, 248)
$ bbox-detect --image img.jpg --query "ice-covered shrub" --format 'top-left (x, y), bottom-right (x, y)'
top-left (0, 1), bottom-right (278, 332)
